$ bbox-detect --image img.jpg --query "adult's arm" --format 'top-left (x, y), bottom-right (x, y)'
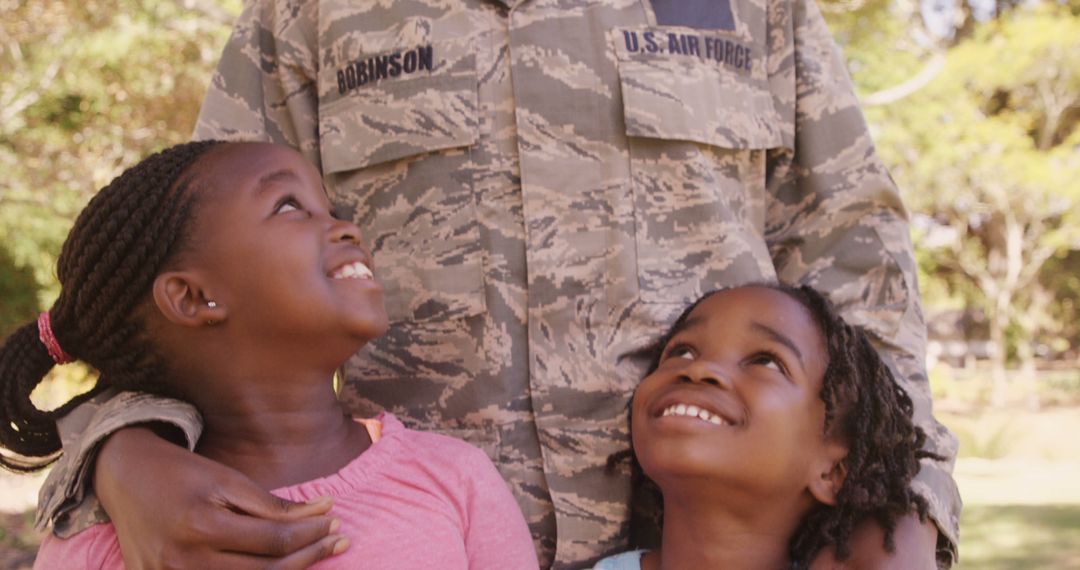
top-left (36, 391), bottom-right (344, 567)
top-left (94, 427), bottom-right (347, 569)
top-left (763, 0), bottom-right (961, 565)
top-left (39, 442), bottom-right (346, 570)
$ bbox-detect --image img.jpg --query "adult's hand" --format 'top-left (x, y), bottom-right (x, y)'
top-left (94, 426), bottom-right (349, 569)
top-left (810, 513), bottom-right (938, 570)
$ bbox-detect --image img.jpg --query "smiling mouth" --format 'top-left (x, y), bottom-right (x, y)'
top-left (659, 403), bottom-right (735, 427)
top-left (329, 261), bottom-right (374, 280)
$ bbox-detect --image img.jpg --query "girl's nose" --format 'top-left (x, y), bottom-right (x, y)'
top-left (328, 217), bottom-right (363, 244)
top-left (679, 360), bottom-right (732, 389)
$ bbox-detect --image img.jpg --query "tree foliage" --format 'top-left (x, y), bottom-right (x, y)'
top-left (828, 1), bottom-right (1080, 385)
top-left (0, 0), bottom-right (238, 332)
top-left (0, 242), bottom-right (38, 338)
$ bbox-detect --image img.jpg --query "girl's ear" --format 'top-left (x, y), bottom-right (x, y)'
top-left (808, 441), bottom-right (848, 506)
top-left (152, 271), bottom-right (227, 327)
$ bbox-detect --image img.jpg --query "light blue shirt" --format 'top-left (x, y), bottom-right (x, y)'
top-left (592, 549), bottom-right (647, 570)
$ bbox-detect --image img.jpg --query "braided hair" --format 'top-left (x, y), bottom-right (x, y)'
top-left (0, 140), bottom-right (220, 472)
top-left (611, 283), bottom-right (939, 568)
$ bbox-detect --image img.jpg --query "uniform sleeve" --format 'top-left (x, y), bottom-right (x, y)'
top-left (461, 447), bottom-right (541, 569)
top-left (192, 0), bottom-right (322, 169)
top-left (762, 0), bottom-right (962, 564)
top-left (35, 391), bottom-right (202, 538)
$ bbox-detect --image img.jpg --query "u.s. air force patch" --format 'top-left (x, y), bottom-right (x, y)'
top-left (610, 23), bottom-right (781, 149)
top-left (619, 29), bottom-right (753, 74)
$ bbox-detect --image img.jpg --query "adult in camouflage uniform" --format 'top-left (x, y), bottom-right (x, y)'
top-left (38, 0), bottom-right (961, 567)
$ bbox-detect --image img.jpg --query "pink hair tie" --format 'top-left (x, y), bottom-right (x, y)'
top-left (37, 312), bottom-right (74, 365)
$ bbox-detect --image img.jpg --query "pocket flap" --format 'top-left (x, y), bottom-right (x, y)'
top-left (613, 27), bottom-right (788, 149)
top-left (318, 38), bottom-right (479, 173)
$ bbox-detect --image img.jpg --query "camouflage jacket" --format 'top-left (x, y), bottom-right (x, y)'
top-left (39, 0), bottom-right (961, 568)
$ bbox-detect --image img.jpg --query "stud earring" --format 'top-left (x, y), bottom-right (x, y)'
top-left (207, 301), bottom-right (217, 308)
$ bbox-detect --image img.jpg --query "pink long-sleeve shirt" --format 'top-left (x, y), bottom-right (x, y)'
top-left (35, 414), bottom-right (539, 569)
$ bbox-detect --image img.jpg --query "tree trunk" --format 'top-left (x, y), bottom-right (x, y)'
top-left (989, 291), bottom-right (1010, 407)
top-left (1017, 344), bottom-right (1040, 411)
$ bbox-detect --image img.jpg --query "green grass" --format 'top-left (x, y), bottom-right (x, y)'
top-left (938, 406), bottom-right (1080, 462)
top-left (930, 366), bottom-right (1080, 409)
top-left (938, 404), bottom-right (1080, 568)
top-left (957, 505), bottom-right (1080, 569)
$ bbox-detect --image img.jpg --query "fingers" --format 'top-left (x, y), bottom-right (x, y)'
top-left (187, 535), bottom-right (349, 570)
top-left (268, 534), bottom-right (351, 570)
top-left (216, 481), bottom-right (334, 522)
top-left (199, 510), bottom-right (341, 557)
top-left (94, 429), bottom-right (346, 568)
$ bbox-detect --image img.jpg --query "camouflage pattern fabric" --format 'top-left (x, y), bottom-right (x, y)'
top-left (37, 390), bottom-right (201, 537)
top-left (39, 0), bottom-right (961, 567)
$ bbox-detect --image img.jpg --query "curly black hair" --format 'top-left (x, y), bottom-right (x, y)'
top-left (609, 283), bottom-right (940, 568)
top-left (0, 140), bottom-right (221, 472)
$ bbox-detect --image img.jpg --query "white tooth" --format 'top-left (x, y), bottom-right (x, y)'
top-left (709, 416), bottom-right (723, 425)
top-left (685, 405), bottom-right (701, 417)
top-left (675, 404), bottom-right (687, 416)
top-left (662, 407), bottom-right (672, 416)
top-left (698, 409), bottom-right (712, 421)
top-left (355, 263), bottom-right (373, 279)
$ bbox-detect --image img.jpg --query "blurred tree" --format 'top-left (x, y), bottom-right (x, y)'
top-left (0, 0), bottom-right (239, 306)
top-left (0, 242), bottom-right (39, 339)
top-left (852, 4), bottom-right (1080, 402)
top-left (1040, 251), bottom-right (1080, 363)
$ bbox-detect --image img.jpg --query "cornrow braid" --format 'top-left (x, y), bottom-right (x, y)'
top-left (615, 283), bottom-right (939, 568)
top-left (0, 140), bottom-right (221, 472)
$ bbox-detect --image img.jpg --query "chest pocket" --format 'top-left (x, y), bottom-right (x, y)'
top-left (318, 36), bottom-right (484, 323)
top-left (614, 26), bottom-right (791, 305)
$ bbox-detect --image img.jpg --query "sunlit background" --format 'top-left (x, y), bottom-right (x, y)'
top-left (1, 0), bottom-right (1078, 567)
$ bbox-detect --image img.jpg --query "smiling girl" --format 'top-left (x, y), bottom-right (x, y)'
top-left (596, 284), bottom-right (938, 570)
top-left (0, 141), bottom-right (538, 569)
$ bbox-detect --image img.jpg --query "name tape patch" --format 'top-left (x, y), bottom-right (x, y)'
top-left (337, 45), bottom-right (434, 94)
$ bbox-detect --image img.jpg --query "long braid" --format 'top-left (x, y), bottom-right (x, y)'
top-left (0, 140), bottom-right (220, 472)
top-left (0, 324), bottom-right (68, 469)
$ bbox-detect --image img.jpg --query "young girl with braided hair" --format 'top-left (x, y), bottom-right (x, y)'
top-left (0, 141), bottom-right (538, 569)
top-left (595, 284), bottom-right (940, 570)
